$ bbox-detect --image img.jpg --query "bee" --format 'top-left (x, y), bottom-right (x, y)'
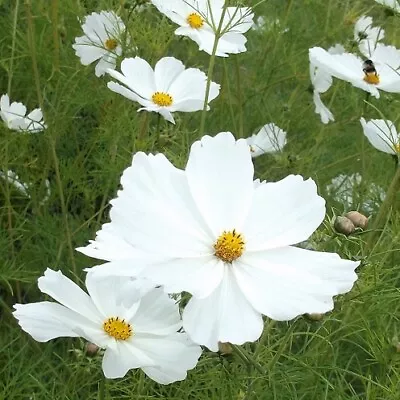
top-left (362, 59), bottom-right (379, 84)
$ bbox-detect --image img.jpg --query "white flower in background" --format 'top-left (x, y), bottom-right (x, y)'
top-left (246, 123), bottom-right (287, 157)
top-left (78, 132), bottom-right (359, 351)
top-left (13, 269), bottom-right (201, 383)
top-left (0, 170), bottom-right (51, 205)
top-left (354, 16), bottom-right (384, 57)
top-left (251, 16), bottom-right (266, 31)
top-left (0, 94), bottom-right (46, 132)
top-left (326, 173), bottom-right (385, 213)
top-left (251, 16), bottom-right (289, 34)
top-left (360, 118), bottom-right (400, 155)
top-left (375, 0), bottom-right (400, 12)
top-left (107, 56), bottom-right (220, 124)
top-left (309, 44), bottom-right (345, 124)
top-left (151, 0), bottom-right (254, 57)
top-left (73, 11), bottom-right (126, 77)
top-left (309, 44), bottom-right (400, 98)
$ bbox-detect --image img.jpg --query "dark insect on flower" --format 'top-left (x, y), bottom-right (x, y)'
top-left (362, 59), bottom-right (377, 75)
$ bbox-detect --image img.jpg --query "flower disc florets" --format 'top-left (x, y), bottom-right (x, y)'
top-left (103, 317), bottom-right (132, 340)
top-left (214, 229), bottom-right (245, 263)
top-left (187, 13), bottom-right (204, 29)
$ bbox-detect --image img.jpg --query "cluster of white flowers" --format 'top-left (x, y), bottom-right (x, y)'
top-left (13, 0), bottom-right (368, 388)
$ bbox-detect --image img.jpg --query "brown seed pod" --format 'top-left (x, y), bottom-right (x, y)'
top-left (305, 313), bottom-right (324, 321)
top-left (334, 216), bottom-right (355, 236)
top-left (345, 211), bottom-right (368, 230)
top-left (85, 342), bottom-right (100, 357)
top-left (218, 341), bottom-right (233, 355)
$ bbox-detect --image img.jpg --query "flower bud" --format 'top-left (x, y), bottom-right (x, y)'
top-left (85, 342), bottom-right (100, 357)
top-left (218, 341), bottom-right (233, 355)
top-left (334, 216), bottom-right (355, 236)
top-left (345, 211), bottom-right (368, 230)
top-left (305, 313), bottom-right (324, 321)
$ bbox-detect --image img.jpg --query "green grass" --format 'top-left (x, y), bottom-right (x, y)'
top-left (1, 0), bottom-right (400, 398)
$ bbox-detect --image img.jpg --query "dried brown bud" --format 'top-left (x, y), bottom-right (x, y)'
top-left (334, 216), bottom-right (355, 236)
top-left (218, 341), bottom-right (233, 355)
top-left (345, 211), bottom-right (368, 230)
top-left (85, 342), bottom-right (100, 357)
top-left (306, 313), bottom-right (324, 321)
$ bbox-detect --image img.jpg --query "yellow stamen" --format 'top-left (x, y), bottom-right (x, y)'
top-left (105, 38), bottom-right (118, 51)
top-left (394, 143), bottom-right (400, 153)
top-left (103, 317), bottom-right (133, 340)
top-left (187, 13), bottom-right (204, 29)
top-left (152, 92), bottom-right (173, 107)
top-left (214, 229), bottom-right (245, 263)
top-left (363, 72), bottom-right (380, 85)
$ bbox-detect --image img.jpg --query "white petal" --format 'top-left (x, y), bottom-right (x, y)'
top-left (246, 123), bottom-right (287, 157)
top-left (313, 91), bottom-right (334, 124)
top-left (154, 57), bottom-right (185, 92)
top-left (186, 132), bottom-right (254, 236)
top-left (38, 268), bottom-right (101, 323)
top-left (234, 246), bottom-right (359, 321)
top-left (183, 266), bottom-right (264, 351)
top-left (360, 118), bottom-right (398, 154)
top-left (242, 175), bottom-right (326, 250)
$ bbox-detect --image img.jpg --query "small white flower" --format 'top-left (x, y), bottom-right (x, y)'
top-left (13, 269), bottom-right (201, 383)
top-left (246, 123), bottom-right (287, 157)
top-left (375, 0), bottom-right (400, 12)
top-left (354, 16), bottom-right (384, 58)
top-left (251, 16), bottom-right (266, 31)
top-left (151, 1), bottom-right (254, 57)
top-left (0, 94), bottom-right (46, 132)
top-left (309, 44), bottom-right (400, 98)
top-left (78, 132), bottom-right (359, 351)
top-left (360, 117), bottom-right (399, 155)
top-left (0, 170), bottom-right (30, 196)
top-left (326, 173), bottom-right (385, 213)
top-left (309, 44), bottom-right (345, 124)
top-left (107, 56), bottom-right (220, 124)
top-left (72, 11), bottom-right (126, 77)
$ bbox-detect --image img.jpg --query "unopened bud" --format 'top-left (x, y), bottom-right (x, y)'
top-left (345, 211), bottom-right (368, 230)
top-left (218, 342), bottom-right (233, 355)
top-left (306, 313), bottom-right (324, 321)
top-left (334, 216), bottom-right (355, 236)
top-left (85, 342), bottom-right (99, 357)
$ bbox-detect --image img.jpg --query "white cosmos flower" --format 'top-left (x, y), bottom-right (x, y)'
top-left (309, 44), bottom-right (345, 124)
top-left (360, 118), bottom-right (400, 155)
top-left (309, 44), bottom-right (400, 98)
top-left (13, 269), bottom-right (201, 383)
top-left (0, 94), bottom-right (46, 132)
top-left (72, 11), bottom-right (126, 77)
top-left (246, 123), bottom-right (287, 157)
top-left (151, 0), bottom-right (254, 57)
top-left (354, 16), bottom-right (384, 58)
top-left (106, 56), bottom-right (220, 124)
top-left (78, 132), bottom-right (359, 351)
top-left (375, 0), bottom-right (400, 12)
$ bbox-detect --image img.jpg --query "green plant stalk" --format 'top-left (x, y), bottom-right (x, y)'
top-left (231, 344), bottom-right (266, 375)
top-left (51, 0), bottom-right (60, 72)
top-left (234, 57), bottom-right (244, 138)
top-left (98, 375), bottom-right (106, 400)
top-left (25, 0), bottom-right (78, 279)
top-left (198, 3), bottom-right (229, 137)
top-left (366, 164), bottom-right (400, 251)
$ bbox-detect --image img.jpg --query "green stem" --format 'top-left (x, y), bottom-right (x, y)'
top-left (366, 164), bottom-right (400, 251)
top-left (98, 375), bottom-right (106, 400)
top-left (51, 0), bottom-right (60, 73)
top-left (234, 57), bottom-right (244, 138)
top-left (198, 3), bottom-right (228, 137)
top-left (231, 344), bottom-right (266, 375)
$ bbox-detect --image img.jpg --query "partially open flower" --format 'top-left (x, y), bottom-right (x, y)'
top-left (354, 16), bottom-right (384, 58)
top-left (246, 123), bottom-right (287, 157)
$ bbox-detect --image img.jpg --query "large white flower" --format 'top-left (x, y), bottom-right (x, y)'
top-left (0, 94), bottom-right (45, 132)
top-left (106, 56), bottom-right (220, 124)
top-left (375, 0), bottom-right (400, 12)
top-left (360, 117), bottom-right (399, 155)
top-left (151, 0), bottom-right (254, 57)
top-left (72, 11), bottom-right (126, 77)
top-left (246, 123), bottom-right (287, 157)
top-left (78, 132), bottom-right (359, 351)
top-left (309, 44), bottom-right (400, 98)
top-left (13, 269), bottom-right (201, 383)
top-left (354, 16), bottom-right (384, 58)
top-left (309, 44), bottom-right (345, 124)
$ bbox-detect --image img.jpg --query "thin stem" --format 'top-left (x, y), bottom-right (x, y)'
top-left (51, 0), bottom-right (60, 72)
top-left (25, 0), bottom-right (78, 279)
top-left (8, 0), bottom-right (19, 95)
top-left (98, 375), bottom-right (106, 400)
top-left (198, 4), bottom-right (228, 137)
top-left (231, 344), bottom-right (266, 375)
top-left (365, 164), bottom-right (400, 251)
top-left (234, 57), bottom-right (244, 138)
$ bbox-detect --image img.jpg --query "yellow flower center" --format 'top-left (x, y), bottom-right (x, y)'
top-left (104, 38), bottom-right (118, 51)
top-left (214, 229), bottom-right (245, 263)
top-left (187, 13), bottom-right (204, 29)
top-left (152, 92), bottom-right (173, 107)
top-left (103, 317), bottom-right (133, 340)
top-left (363, 72), bottom-right (380, 85)
top-left (394, 143), bottom-right (400, 153)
